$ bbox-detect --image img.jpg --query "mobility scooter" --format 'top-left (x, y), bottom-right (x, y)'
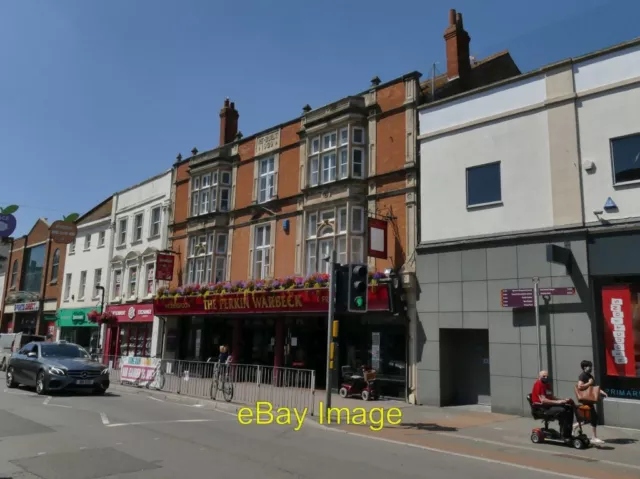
top-left (339, 365), bottom-right (379, 401)
top-left (526, 394), bottom-right (591, 449)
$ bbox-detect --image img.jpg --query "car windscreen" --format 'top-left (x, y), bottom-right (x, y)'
top-left (40, 344), bottom-right (90, 359)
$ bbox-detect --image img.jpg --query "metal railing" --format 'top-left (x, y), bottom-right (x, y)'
top-left (105, 356), bottom-right (316, 416)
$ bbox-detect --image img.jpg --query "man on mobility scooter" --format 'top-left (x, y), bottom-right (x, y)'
top-left (528, 370), bottom-right (590, 449)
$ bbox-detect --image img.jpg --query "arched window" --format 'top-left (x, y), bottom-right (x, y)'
top-left (10, 260), bottom-right (19, 288)
top-left (50, 249), bottom-right (60, 281)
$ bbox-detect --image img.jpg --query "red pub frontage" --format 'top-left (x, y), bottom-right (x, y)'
top-left (103, 303), bottom-right (156, 361)
top-left (152, 283), bottom-right (404, 395)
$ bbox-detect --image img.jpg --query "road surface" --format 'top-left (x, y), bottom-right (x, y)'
top-left (0, 374), bottom-right (595, 479)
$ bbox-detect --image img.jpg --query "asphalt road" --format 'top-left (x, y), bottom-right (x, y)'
top-left (0, 374), bottom-right (585, 479)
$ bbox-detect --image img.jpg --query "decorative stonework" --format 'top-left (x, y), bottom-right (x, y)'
top-left (321, 190), bottom-right (331, 199)
top-left (255, 130), bottom-right (280, 156)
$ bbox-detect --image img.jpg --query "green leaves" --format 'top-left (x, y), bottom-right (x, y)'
top-left (62, 213), bottom-right (79, 222)
top-left (0, 205), bottom-right (19, 215)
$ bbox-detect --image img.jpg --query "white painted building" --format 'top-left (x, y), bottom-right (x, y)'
top-left (104, 170), bottom-right (172, 359)
top-left (58, 197), bottom-right (113, 351)
top-left (415, 38), bottom-right (640, 428)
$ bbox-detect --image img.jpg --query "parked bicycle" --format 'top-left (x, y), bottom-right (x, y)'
top-left (209, 359), bottom-right (233, 402)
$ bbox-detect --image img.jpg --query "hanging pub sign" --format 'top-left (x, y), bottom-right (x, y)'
top-left (368, 217), bottom-right (388, 259)
top-left (155, 253), bottom-right (175, 281)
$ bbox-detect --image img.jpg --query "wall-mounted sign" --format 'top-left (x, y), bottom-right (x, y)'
top-left (601, 285), bottom-right (637, 378)
top-left (155, 253), bottom-right (175, 281)
top-left (49, 220), bottom-right (78, 244)
top-left (604, 197), bottom-right (618, 210)
top-left (255, 130), bottom-right (280, 156)
top-left (368, 218), bottom-right (388, 260)
top-left (15, 302), bottom-right (40, 312)
top-left (106, 304), bottom-right (154, 323)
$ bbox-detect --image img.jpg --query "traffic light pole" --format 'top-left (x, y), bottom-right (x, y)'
top-left (325, 249), bottom-right (337, 416)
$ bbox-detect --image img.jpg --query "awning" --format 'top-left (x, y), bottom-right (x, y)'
top-left (56, 307), bottom-right (100, 328)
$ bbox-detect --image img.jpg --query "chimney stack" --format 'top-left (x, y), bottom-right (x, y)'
top-left (219, 98), bottom-right (239, 146)
top-left (444, 9), bottom-right (471, 87)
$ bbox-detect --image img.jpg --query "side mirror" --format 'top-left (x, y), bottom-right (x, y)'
top-left (27, 352), bottom-right (37, 358)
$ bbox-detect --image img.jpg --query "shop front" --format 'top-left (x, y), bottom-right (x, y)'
top-left (153, 283), bottom-right (405, 396)
top-left (12, 301), bottom-right (40, 334)
top-left (589, 231), bottom-right (640, 428)
top-left (103, 303), bottom-right (155, 360)
top-left (56, 308), bottom-right (100, 353)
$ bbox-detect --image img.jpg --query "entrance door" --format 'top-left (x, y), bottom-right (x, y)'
top-left (441, 329), bottom-right (491, 406)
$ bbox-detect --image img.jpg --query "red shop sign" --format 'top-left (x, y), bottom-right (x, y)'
top-left (153, 286), bottom-right (390, 316)
top-left (601, 285), bottom-right (637, 377)
top-left (106, 304), bottom-right (155, 323)
top-left (155, 253), bottom-right (175, 281)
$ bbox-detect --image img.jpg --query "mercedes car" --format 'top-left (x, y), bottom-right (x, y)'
top-left (5, 341), bottom-right (110, 395)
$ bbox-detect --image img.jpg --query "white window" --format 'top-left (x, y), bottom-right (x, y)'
top-left (254, 225), bottom-right (271, 280)
top-left (214, 257), bottom-right (226, 283)
top-left (113, 270), bottom-right (122, 298)
top-left (258, 157), bottom-right (275, 203)
top-left (308, 125), bottom-right (366, 187)
top-left (69, 240), bottom-right (76, 255)
top-left (134, 213), bottom-right (144, 242)
top-left (187, 231), bottom-right (227, 284)
top-left (191, 170), bottom-right (232, 216)
top-left (98, 231), bottom-right (106, 248)
top-left (195, 258), bottom-right (205, 284)
top-left (93, 268), bottom-right (102, 298)
top-left (216, 233), bottom-right (228, 255)
top-left (150, 206), bottom-right (161, 237)
top-left (146, 263), bottom-right (155, 295)
top-left (304, 204), bottom-right (366, 275)
top-left (64, 273), bottom-right (72, 301)
top-left (84, 234), bottom-right (91, 250)
top-left (118, 218), bottom-right (127, 246)
top-left (78, 271), bottom-right (87, 300)
top-left (128, 267), bottom-right (137, 298)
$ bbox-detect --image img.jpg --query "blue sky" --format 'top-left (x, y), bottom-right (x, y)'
top-left (1, 0), bottom-right (638, 236)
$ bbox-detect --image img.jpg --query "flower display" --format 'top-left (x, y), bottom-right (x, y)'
top-left (155, 271), bottom-right (387, 299)
top-left (87, 310), bottom-right (101, 323)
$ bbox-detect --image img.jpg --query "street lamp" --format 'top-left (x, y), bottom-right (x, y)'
top-left (95, 285), bottom-right (106, 358)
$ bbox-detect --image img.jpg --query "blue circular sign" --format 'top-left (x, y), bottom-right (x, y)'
top-left (0, 213), bottom-right (16, 237)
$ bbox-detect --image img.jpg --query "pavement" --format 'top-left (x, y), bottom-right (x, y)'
top-left (0, 373), bottom-right (639, 479)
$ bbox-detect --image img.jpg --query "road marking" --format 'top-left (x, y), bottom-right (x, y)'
top-left (106, 419), bottom-right (221, 428)
top-left (37, 452), bottom-right (46, 456)
top-left (79, 447), bottom-right (87, 450)
top-left (43, 396), bottom-right (52, 406)
top-left (192, 404), bottom-right (203, 408)
top-left (314, 426), bottom-right (589, 479)
top-left (115, 442), bottom-right (123, 445)
top-left (3, 389), bottom-right (32, 396)
top-left (50, 404), bottom-right (72, 409)
top-left (148, 396), bottom-right (164, 402)
top-left (100, 413), bottom-right (110, 425)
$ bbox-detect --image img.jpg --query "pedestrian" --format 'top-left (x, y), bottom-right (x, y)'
top-left (531, 370), bottom-right (574, 441)
top-left (575, 360), bottom-right (607, 445)
top-left (45, 333), bottom-right (54, 343)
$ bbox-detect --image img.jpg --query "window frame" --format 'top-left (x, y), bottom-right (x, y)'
top-left (133, 213), bottom-right (144, 242)
top-left (610, 133), bottom-right (640, 186)
top-left (128, 266), bottom-right (138, 298)
top-left (93, 268), bottom-right (102, 299)
top-left (78, 270), bottom-right (87, 301)
top-left (10, 260), bottom-right (18, 288)
top-left (64, 273), bottom-right (72, 301)
top-left (50, 249), bottom-right (60, 282)
top-left (258, 156), bottom-right (275, 203)
top-left (466, 161), bottom-right (503, 208)
top-left (254, 224), bottom-right (271, 280)
top-left (112, 269), bottom-right (122, 299)
top-left (146, 263), bottom-right (155, 296)
top-left (98, 231), bottom-right (106, 248)
top-left (84, 234), bottom-right (91, 251)
top-left (150, 206), bottom-right (162, 237)
top-left (190, 170), bottom-right (232, 217)
top-left (118, 218), bottom-right (128, 246)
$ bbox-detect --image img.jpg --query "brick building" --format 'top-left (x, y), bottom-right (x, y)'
top-left (153, 9), bottom-right (520, 400)
top-left (0, 219), bottom-right (68, 337)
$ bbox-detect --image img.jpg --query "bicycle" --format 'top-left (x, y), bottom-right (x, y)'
top-left (210, 360), bottom-right (233, 402)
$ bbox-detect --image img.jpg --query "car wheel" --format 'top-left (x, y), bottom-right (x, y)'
top-left (36, 371), bottom-right (47, 395)
top-left (6, 367), bottom-right (17, 388)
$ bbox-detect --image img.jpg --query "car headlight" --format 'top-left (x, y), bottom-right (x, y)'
top-left (49, 366), bottom-right (66, 376)
top-left (101, 368), bottom-right (110, 376)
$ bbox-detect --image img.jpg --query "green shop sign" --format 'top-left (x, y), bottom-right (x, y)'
top-left (57, 308), bottom-right (100, 328)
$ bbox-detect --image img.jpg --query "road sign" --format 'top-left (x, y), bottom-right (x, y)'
top-left (539, 287), bottom-right (576, 296)
top-left (501, 288), bottom-right (534, 308)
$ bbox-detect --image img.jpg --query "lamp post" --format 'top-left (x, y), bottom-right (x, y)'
top-left (95, 285), bottom-right (105, 357)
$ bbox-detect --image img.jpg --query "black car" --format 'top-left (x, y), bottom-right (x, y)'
top-left (5, 341), bottom-right (110, 395)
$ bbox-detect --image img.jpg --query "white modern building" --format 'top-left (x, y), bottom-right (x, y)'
top-left (103, 170), bottom-right (172, 360)
top-left (57, 197), bottom-right (113, 352)
top-left (415, 38), bottom-right (640, 428)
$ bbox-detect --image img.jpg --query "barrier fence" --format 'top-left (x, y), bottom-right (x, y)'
top-left (105, 356), bottom-right (316, 416)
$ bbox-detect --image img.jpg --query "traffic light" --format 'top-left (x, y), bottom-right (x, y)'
top-left (348, 263), bottom-right (368, 313)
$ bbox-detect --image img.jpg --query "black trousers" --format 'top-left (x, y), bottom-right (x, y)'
top-left (545, 405), bottom-right (574, 437)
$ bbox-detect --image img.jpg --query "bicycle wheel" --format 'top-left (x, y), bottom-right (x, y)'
top-left (154, 371), bottom-right (165, 390)
top-left (222, 379), bottom-right (233, 402)
top-left (210, 377), bottom-right (219, 400)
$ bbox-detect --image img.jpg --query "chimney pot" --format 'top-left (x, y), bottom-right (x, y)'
top-left (449, 9), bottom-right (456, 25)
top-left (456, 12), bottom-right (463, 26)
top-left (224, 98), bottom-right (230, 107)
top-left (230, 102), bottom-right (235, 110)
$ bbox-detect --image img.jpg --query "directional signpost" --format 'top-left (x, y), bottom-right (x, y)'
top-left (501, 281), bottom-right (577, 372)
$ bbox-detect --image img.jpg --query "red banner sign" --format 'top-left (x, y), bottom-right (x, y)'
top-left (106, 304), bottom-right (155, 323)
top-left (368, 218), bottom-right (388, 260)
top-left (153, 286), bottom-right (390, 316)
top-left (602, 285), bottom-right (637, 377)
top-left (155, 253), bottom-right (175, 281)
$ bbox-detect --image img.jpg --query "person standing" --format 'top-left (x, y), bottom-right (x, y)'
top-left (576, 360), bottom-right (607, 445)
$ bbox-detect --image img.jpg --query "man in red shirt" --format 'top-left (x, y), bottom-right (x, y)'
top-left (531, 370), bottom-right (574, 439)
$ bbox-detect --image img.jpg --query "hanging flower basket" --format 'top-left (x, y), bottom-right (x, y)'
top-left (87, 310), bottom-right (101, 324)
top-left (98, 312), bottom-right (117, 325)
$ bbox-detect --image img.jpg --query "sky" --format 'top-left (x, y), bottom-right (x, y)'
top-left (1, 0), bottom-right (639, 236)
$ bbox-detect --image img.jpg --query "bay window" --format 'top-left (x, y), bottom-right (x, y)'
top-left (305, 204), bottom-right (365, 275)
top-left (190, 169), bottom-right (232, 217)
top-left (186, 231), bottom-right (228, 284)
top-left (307, 125), bottom-right (366, 187)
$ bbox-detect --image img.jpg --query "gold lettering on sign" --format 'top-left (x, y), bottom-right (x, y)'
top-left (255, 130), bottom-right (280, 156)
top-left (162, 292), bottom-right (316, 312)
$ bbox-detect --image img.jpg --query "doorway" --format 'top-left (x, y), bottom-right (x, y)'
top-left (440, 329), bottom-right (491, 406)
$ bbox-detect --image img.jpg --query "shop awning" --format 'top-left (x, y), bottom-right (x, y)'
top-left (56, 307), bottom-right (99, 328)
